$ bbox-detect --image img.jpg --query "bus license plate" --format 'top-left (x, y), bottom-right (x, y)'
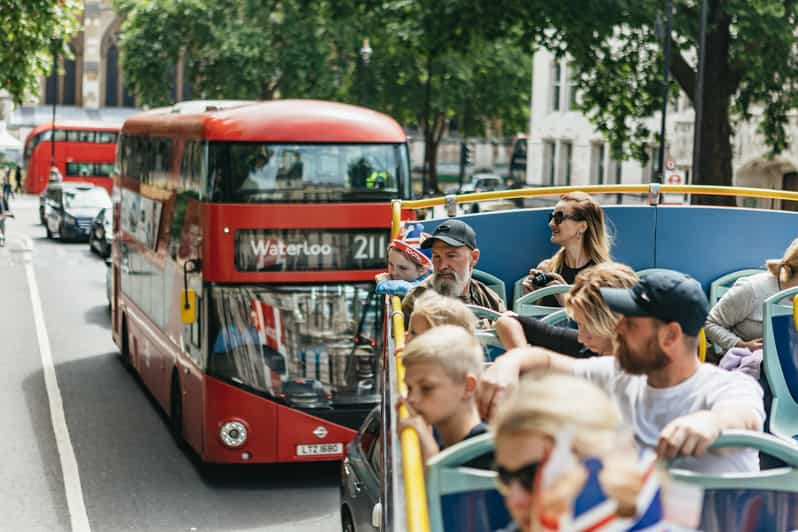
top-left (296, 443), bottom-right (343, 456)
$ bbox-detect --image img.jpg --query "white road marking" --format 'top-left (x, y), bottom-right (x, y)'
top-left (17, 234), bottom-right (92, 532)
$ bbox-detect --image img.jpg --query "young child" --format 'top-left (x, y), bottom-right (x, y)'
top-left (405, 290), bottom-right (477, 343)
top-left (375, 222), bottom-right (431, 295)
top-left (398, 325), bottom-right (486, 464)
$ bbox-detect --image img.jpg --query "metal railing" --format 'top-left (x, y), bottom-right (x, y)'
top-left (390, 295), bottom-right (431, 532)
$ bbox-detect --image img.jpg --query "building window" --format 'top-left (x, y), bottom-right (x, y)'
top-left (567, 63), bottom-right (578, 110)
top-left (591, 143), bottom-right (606, 184)
top-left (551, 61), bottom-right (561, 112)
top-left (543, 141), bottom-right (556, 185)
top-left (560, 141), bottom-right (573, 185)
top-left (105, 44), bottom-right (120, 106)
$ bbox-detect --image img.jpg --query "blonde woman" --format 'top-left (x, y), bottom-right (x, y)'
top-left (405, 289), bottom-right (477, 344)
top-left (492, 373), bottom-right (658, 532)
top-left (522, 192), bottom-right (612, 306)
top-left (705, 238), bottom-right (798, 353)
top-left (496, 262), bottom-right (638, 355)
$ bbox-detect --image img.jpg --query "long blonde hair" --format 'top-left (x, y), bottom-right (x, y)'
top-left (766, 238), bottom-right (798, 285)
top-left (548, 191), bottom-right (612, 274)
top-left (491, 373), bottom-right (621, 456)
top-left (565, 262), bottom-right (638, 338)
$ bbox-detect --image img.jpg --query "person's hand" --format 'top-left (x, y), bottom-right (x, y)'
top-left (521, 268), bottom-right (544, 294)
top-left (735, 338), bottom-right (763, 351)
top-left (657, 411), bottom-right (721, 459)
top-left (478, 355), bottom-right (522, 420)
top-left (374, 272), bottom-right (391, 283)
top-left (395, 396), bottom-right (429, 433)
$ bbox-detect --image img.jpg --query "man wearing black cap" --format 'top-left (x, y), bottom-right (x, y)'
top-left (403, 219), bottom-right (505, 318)
top-left (479, 269), bottom-right (764, 473)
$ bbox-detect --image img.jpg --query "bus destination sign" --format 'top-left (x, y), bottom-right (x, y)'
top-left (235, 228), bottom-right (390, 272)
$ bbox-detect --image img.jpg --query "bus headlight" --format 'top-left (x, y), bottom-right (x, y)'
top-left (219, 421), bottom-right (248, 448)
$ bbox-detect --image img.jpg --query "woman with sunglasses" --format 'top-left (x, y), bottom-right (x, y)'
top-left (492, 373), bottom-right (658, 532)
top-left (522, 191), bottom-right (611, 306)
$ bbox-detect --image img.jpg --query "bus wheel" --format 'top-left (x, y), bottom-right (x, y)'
top-left (170, 372), bottom-right (184, 442)
top-left (120, 317), bottom-right (131, 368)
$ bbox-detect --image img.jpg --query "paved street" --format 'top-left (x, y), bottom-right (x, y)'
top-left (0, 195), bottom-right (341, 532)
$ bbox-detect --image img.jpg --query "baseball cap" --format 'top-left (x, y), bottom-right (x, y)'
top-left (420, 219), bottom-right (477, 250)
top-left (599, 270), bottom-right (709, 337)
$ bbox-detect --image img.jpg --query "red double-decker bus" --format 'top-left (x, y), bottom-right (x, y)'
top-left (111, 99), bottom-right (411, 463)
top-left (23, 121), bottom-right (119, 194)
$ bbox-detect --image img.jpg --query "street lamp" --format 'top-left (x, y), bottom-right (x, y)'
top-left (360, 39), bottom-right (373, 107)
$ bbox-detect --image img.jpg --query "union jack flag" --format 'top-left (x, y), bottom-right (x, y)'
top-left (539, 431), bottom-right (667, 532)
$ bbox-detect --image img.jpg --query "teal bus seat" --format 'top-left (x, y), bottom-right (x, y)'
top-left (475, 330), bottom-right (505, 361)
top-left (635, 268), bottom-right (671, 278)
top-left (541, 308), bottom-right (571, 327)
top-left (466, 304), bottom-right (503, 322)
top-left (762, 286), bottom-right (798, 443)
top-left (513, 284), bottom-right (572, 318)
top-left (670, 430), bottom-right (798, 532)
top-left (426, 433), bottom-right (510, 532)
top-left (708, 268), bottom-right (764, 308)
top-left (512, 274), bottom-right (526, 304)
top-left (472, 269), bottom-right (507, 306)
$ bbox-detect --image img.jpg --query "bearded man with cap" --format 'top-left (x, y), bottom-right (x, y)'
top-left (478, 269), bottom-right (764, 474)
top-left (402, 219), bottom-right (506, 319)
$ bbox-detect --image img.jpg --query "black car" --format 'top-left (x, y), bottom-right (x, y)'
top-left (89, 207), bottom-right (113, 257)
top-left (340, 406), bottom-right (382, 532)
top-left (43, 183), bottom-right (111, 241)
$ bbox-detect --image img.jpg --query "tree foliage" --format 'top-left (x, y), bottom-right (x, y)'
top-left (117, 0), bottom-right (354, 105)
top-left (479, 0), bottom-right (798, 193)
top-left (0, 0), bottom-right (83, 105)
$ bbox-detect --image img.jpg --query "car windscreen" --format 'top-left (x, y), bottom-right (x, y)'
top-left (207, 142), bottom-right (410, 203)
top-left (64, 188), bottom-right (112, 209)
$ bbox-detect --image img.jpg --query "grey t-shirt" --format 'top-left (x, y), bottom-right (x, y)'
top-left (572, 356), bottom-right (764, 474)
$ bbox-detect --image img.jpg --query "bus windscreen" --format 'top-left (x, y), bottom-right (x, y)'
top-left (207, 283), bottom-right (381, 409)
top-left (208, 143), bottom-right (408, 202)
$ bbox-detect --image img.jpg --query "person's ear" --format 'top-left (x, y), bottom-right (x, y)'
top-left (470, 248), bottom-right (480, 266)
top-left (463, 374), bottom-right (479, 397)
top-left (658, 322), bottom-right (681, 350)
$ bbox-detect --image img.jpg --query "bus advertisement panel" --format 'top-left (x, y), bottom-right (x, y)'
top-left (111, 99), bottom-right (411, 464)
top-left (23, 121), bottom-right (119, 194)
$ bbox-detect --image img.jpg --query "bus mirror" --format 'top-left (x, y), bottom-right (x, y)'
top-left (181, 289), bottom-right (198, 324)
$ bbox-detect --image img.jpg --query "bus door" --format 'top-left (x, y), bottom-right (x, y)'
top-left (178, 264), bottom-right (206, 453)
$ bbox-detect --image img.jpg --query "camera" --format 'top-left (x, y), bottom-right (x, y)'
top-left (531, 272), bottom-right (554, 287)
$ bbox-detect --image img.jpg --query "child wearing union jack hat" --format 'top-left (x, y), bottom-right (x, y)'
top-left (375, 222), bottom-right (432, 295)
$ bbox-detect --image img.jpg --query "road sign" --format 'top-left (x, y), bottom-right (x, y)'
top-left (666, 171), bottom-right (684, 185)
top-left (665, 159), bottom-right (676, 171)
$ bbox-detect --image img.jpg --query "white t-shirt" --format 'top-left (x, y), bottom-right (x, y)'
top-left (572, 357), bottom-right (764, 474)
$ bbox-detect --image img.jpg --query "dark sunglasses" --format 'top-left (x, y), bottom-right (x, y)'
top-left (494, 461), bottom-right (540, 495)
top-left (548, 211), bottom-right (581, 225)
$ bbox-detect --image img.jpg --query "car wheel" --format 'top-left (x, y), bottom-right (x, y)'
top-left (45, 222), bottom-right (53, 239)
top-left (341, 507), bottom-right (356, 532)
top-left (39, 208), bottom-right (45, 225)
top-left (58, 221), bottom-right (65, 240)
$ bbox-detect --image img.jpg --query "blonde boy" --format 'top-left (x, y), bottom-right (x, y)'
top-left (406, 290), bottom-right (477, 343)
top-left (399, 325), bottom-right (486, 463)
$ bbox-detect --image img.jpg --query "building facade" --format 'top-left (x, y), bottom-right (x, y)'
top-left (526, 48), bottom-right (798, 209)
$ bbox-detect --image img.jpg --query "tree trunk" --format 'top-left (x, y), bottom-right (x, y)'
top-left (695, 89), bottom-right (734, 206)
top-left (425, 131), bottom-right (440, 194)
top-left (670, 4), bottom-right (737, 206)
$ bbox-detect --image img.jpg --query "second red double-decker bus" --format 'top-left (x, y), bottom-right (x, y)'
top-left (23, 121), bottom-right (119, 194)
top-left (111, 99), bottom-right (411, 463)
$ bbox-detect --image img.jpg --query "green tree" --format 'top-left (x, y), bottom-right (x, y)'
top-left (343, 1), bottom-right (531, 193)
top-left (0, 0), bottom-right (83, 105)
top-left (117, 0), bottom-right (353, 106)
top-left (479, 0), bottom-right (798, 204)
